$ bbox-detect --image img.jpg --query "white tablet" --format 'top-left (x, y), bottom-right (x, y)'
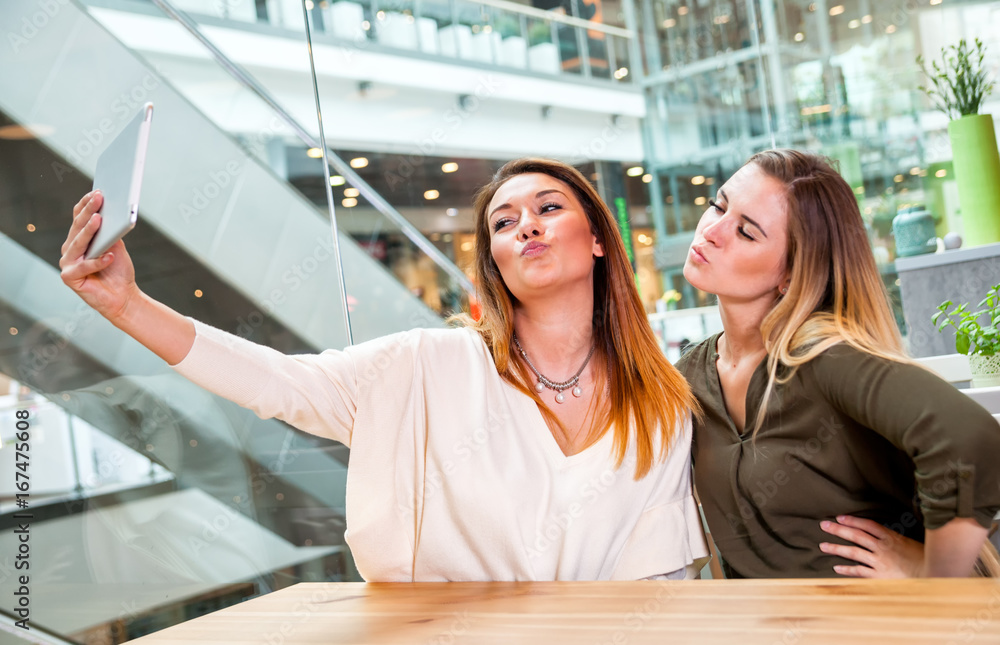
top-left (85, 102), bottom-right (153, 260)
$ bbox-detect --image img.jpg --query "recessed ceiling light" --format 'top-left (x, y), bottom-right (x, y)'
top-left (626, 166), bottom-right (644, 177)
top-left (350, 157), bottom-right (368, 168)
top-left (343, 197), bottom-right (358, 207)
top-left (691, 175), bottom-right (706, 185)
top-left (424, 189), bottom-right (440, 200)
top-left (330, 175), bottom-right (345, 186)
top-left (194, 289), bottom-right (203, 298)
top-left (306, 147), bottom-right (323, 158)
top-left (344, 188), bottom-right (360, 198)
top-left (442, 162), bottom-right (459, 173)
top-left (829, 5), bottom-right (845, 16)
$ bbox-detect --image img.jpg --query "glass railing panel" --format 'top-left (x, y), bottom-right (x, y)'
top-left (0, 1), bottom-right (382, 640)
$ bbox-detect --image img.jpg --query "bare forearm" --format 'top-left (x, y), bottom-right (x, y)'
top-left (923, 517), bottom-right (988, 577)
top-left (113, 290), bottom-right (196, 366)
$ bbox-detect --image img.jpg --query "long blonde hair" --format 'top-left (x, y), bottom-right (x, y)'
top-left (455, 158), bottom-right (695, 479)
top-left (749, 149), bottom-right (999, 578)
top-left (748, 149), bottom-right (909, 436)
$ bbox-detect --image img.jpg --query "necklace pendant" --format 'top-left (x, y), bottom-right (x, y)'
top-left (555, 391), bottom-right (565, 404)
top-left (535, 381), bottom-right (545, 393)
top-left (572, 386), bottom-right (582, 398)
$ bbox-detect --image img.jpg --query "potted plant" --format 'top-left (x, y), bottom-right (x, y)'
top-left (918, 39), bottom-right (1000, 248)
top-left (933, 283), bottom-right (1000, 388)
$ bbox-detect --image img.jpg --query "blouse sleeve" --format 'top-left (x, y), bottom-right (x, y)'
top-left (807, 343), bottom-right (1000, 530)
top-left (171, 318), bottom-right (414, 447)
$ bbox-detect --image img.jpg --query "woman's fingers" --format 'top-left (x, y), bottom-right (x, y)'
top-left (819, 541), bottom-right (878, 568)
top-left (64, 192), bottom-right (102, 255)
top-left (820, 520), bottom-right (880, 552)
top-left (833, 564), bottom-right (875, 578)
top-left (834, 515), bottom-right (889, 540)
top-left (72, 190), bottom-right (96, 218)
top-left (61, 252), bottom-right (113, 284)
top-left (61, 212), bottom-right (102, 269)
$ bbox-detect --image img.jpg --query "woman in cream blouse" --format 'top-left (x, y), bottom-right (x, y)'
top-left (60, 157), bottom-right (709, 581)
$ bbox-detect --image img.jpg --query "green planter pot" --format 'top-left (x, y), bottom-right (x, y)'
top-left (949, 114), bottom-right (1000, 247)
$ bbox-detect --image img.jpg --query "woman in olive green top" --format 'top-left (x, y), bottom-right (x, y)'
top-left (677, 149), bottom-right (1000, 578)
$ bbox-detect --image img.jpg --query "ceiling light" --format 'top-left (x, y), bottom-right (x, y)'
top-left (694, 196), bottom-right (707, 206)
top-left (713, 14), bottom-right (730, 24)
top-left (343, 197), bottom-right (358, 207)
top-left (662, 18), bottom-right (676, 28)
top-left (442, 162), bottom-right (459, 173)
top-left (0, 124), bottom-right (54, 140)
top-left (691, 175), bottom-right (706, 185)
top-left (330, 175), bottom-right (345, 186)
top-left (9, 327), bottom-right (18, 336)
top-left (350, 157), bottom-right (369, 168)
top-left (885, 24), bottom-right (896, 33)
top-left (861, 14), bottom-right (873, 23)
top-left (424, 189), bottom-right (440, 200)
top-left (930, 0), bottom-right (942, 5)
top-left (614, 67), bottom-right (629, 80)
top-left (893, 174), bottom-right (904, 183)
top-left (26, 224), bottom-right (35, 232)
top-left (306, 147), bottom-right (323, 158)
top-left (678, 6), bottom-right (688, 15)
top-left (848, 19), bottom-right (860, 28)
top-left (642, 174), bottom-right (653, 183)
top-left (194, 289), bottom-right (203, 298)
top-left (909, 167), bottom-right (921, 176)
top-left (344, 187), bottom-right (360, 197)
top-left (935, 169), bottom-right (947, 178)
top-left (461, 241), bottom-right (473, 251)
top-left (829, 5), bottom-right (845, 16)
top-left (626, 166), bottom-right (644, 177)
top-left (446, 208), bottom-right (459, 217)
top-left (794, 32), bottom-right (805, 42)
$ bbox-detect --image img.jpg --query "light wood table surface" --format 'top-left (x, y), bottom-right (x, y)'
top-left (129, 579), bottom-right (1000, 644)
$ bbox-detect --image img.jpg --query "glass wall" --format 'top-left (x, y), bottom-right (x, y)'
top-left (638, 0), bottom-right (1000, 329)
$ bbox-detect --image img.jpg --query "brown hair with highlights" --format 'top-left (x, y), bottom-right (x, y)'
top-left (454, 158), bottom-right (695, 479)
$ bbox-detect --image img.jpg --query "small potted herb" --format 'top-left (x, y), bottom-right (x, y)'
top-left (917, 39), bottom-right (1000, 247)
top-left (933, 283), bottom-right (1000, 388)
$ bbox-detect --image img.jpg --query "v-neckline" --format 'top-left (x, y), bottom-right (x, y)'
top-left (514, 383), bottom-right (614, 466)
top-left (708, 332), bottom-right (769, 440)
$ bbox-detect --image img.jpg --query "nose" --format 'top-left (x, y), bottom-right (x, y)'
top-left (517, 208), bottom-right (543, 240)
top-left (701, 214), bottom-right (724, 246)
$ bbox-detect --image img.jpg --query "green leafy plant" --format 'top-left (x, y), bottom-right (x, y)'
top-left (933, 283), bottom-right (1000, 356)
top-left (917, 38), bottom-right (995, 120)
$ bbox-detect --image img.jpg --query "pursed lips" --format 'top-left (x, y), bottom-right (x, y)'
top-left (521, 241), bottom-right (549, 257)
top-left (690, 245), bottom-right (709, 263)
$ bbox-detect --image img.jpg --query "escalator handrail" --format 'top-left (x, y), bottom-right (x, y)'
top-left (150, 0), bottom-right (476, 297)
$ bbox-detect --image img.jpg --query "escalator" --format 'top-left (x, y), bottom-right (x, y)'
top-left (0, 0), bottom-right (470, 639)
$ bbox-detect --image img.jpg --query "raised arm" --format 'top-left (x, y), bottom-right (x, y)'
top-left (59, 190), bottom-right (194, 365)
top-left (59, 190), bottom-right (367, 445)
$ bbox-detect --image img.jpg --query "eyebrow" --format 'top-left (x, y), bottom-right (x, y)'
top-left (489, 189), bottom-right (567, 221)
top-left (719, 188), bottom-right (768, 239)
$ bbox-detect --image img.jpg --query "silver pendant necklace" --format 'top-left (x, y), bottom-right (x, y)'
top-left (513, 335), bottom-right (596, 404)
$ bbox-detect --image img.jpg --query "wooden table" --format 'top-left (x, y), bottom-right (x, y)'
top-left (129, 580), bottom-right (1000, 644)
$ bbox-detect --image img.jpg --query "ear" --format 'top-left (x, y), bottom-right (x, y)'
top-left (592, 234), bottom-right (605, 258)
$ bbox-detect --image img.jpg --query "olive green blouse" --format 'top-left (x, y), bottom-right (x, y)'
top-left (676, 333), bottom-right (1000, 578)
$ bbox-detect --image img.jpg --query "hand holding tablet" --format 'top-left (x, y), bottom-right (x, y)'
top-left (85, 102), bottom-right (153, 259)
top-left (60, 103), bottom-right (152, 323)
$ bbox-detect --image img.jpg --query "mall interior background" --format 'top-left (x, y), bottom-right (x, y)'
top-left (0, 0), bottom-right (997, 640)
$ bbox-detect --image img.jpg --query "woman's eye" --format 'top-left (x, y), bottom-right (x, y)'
top-left (493, 218), bottom-right (513, 232)
top-left (540, 202), bottom-right (561, 213)
top-left (738, 225), bottom-right (755, 241)
top-left (708, 199), bottom-right (724, 214)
